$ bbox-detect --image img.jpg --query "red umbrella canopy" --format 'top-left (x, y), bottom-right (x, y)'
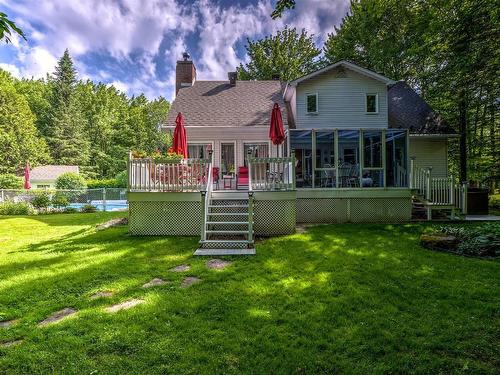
top-left (173, 112), bottom-right (188, 158)
top-left (269, 103), bottom-right (285, 145)
top-left (24, 162), bottom-right (31, 190)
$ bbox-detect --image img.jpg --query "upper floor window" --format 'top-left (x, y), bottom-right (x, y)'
top-left (306, 93), bottom-right (318, 114)
top-left (366, 93), bottom-right (378, 114)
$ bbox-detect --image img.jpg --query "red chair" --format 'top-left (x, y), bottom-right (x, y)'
top-left (237, 166), bottom-right (249, 190)
top-left (212, 167), bottom-right (220, 189)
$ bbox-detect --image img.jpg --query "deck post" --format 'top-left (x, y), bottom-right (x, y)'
top-left (409, 157), bottom-right (415, 189)
top-left (426, 167), bottom-right (433, 201)
top-left (461, 181), bottom-right (468, 215)
top-left (201, 191), bottom-right (206, 240)
top-left (1, 189), bottom-right (4, 202)
top-left (449, 174), bottom-right (455, 206)
top-left (248, 191), bottom-right (254, 245)
top-left (291, 154), bottom-right (296, 190)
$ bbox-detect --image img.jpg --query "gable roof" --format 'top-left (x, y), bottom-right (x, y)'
top-left (30, 165), bottom-right (79, 181)
top-left (288, 60), bottom-right (395, 88)
top-left (164, 80), bottom-right (287, 127)
top-left (388, 82), bottom-right (455, 135)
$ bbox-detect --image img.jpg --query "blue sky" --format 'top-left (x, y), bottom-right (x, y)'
top-left (0, 0), bottom-right (350, 101)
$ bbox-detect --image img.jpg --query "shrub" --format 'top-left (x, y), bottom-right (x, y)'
top-left (63, 206), bottom-right (78, 214)
top-left (86, 179), bottom-right (120, 189)
top-left (31, 192), bottom-right (51, 211)
top-left (0, 201), bottom-right (34, 215)
top-left (52, 193), bottom-right (69, 208)
top-left (115, 171), bottom-right (127, 188)
top-left (55, 172), bottom-right (87, 190)
top-left (440, 223), bottom-right (500, 257)
top-left (489, 194), bottom-right (500, 209)
top-left (0, 173), bottom-right (23, 189)
top-left (81, 204), bottom-right (97, 213)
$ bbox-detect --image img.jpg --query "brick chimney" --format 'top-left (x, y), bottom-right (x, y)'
top-left (228, 71), bottom-right (237, 86)
top-left (176, 52), bottom-right (196, 95)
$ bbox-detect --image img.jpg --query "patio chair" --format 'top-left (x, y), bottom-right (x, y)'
top-left (236, 166), bottom-right (249, 190)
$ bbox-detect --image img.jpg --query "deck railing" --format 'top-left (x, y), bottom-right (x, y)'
top-left (128, 156), bottom-right (210, 192)
top-left (248, 156), bottom-right (296, 191)
top-left (201, 151), bottom-right (213, 241)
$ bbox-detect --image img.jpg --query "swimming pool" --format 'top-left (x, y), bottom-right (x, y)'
top-left (69, 200), bottom-right (128, 212)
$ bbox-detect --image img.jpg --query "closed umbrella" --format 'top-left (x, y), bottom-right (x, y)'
top-left (24, 162), bottom-right (31, 190)
top-left (173, 112), bottom-right (188, 158)
top-left (269, 103), bottom-right (285, 155)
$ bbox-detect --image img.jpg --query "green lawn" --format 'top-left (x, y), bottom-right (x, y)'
top-left (0, 213), bottom-right (498, 374)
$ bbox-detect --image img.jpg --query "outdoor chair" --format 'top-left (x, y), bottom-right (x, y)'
top-left (236, 166), bottom-right (249, 190)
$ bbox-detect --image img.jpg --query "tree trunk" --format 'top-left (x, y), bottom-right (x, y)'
top-left (458, 89), bottom-right (468, 183)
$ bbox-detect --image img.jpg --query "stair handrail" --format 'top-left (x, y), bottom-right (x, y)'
top-left (201, 150), bottom-right (214, 241)
top-left (247, 149), bottom-right (254, 245)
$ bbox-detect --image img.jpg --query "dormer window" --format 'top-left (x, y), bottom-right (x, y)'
top-left (306, 93), bottom-right (318, 114)
top-left (366, 93), bottom-right (378, 114)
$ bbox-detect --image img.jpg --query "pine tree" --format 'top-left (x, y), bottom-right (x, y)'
top-left (48, 49), bottom-right (89, 165)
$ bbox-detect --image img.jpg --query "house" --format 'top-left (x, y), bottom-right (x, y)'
top-left (127, 55), bottom-right (466, 255)
top-left (30, 165), bottom-right (79, 189)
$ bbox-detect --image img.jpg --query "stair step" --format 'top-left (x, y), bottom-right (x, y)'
top-left (209, 204), bottom-right (249, 208)
top-left (208, 212), bottom-right (249, 216)
top-left (206, 221), bottom-right (249, 225)
top-left (200, 240), bottom-right (253, 244)
top-left (211, 198), bottom-right (249, 201)
top-left (205, 230), bottom-right (249, 234)
top-left (194, 248), bottom-right (256, 256)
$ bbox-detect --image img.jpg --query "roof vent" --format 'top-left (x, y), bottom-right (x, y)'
top-left (228, 71), bottom-right (237, 86)
top-left (182, 51), bottom-right (191, 61)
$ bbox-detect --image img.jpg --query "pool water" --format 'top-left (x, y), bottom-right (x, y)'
top-left (69, 200), bottom-right (128, 212)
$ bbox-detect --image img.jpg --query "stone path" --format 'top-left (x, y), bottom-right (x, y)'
top-left (0, 319), bottom-right (18, 328)
top-left (90, 291), bottom-right (114, 299)
top-left (38, 308), bottom-right (77, 327)
top-left (180, 277), bottom-right (201, 288)
top-left (206, 259), bottom-right (232, 270)
top-left (170, 264), bottom-right (191, 272)
top-left (96, 217), bottom-right (128, 230)
top-left (1, 339), bottom-right (23, 348)
top-left (142, 278), bottom-right (167, 288)
top-left (105, 299), bottom-right (144, 313)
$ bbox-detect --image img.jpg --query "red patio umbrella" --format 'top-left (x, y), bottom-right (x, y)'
top-left (23, 161), bottom-right (31, 190)
top-left (173, 112), bottom-right (188, 158)
top-left (269, 103), bottom-right (285, 156)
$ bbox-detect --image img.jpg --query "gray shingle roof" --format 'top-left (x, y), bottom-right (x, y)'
top-left (165, 80), bottom-right (287, 127)
top-left (30, 165), bottom-right (79, 181)
top-left (388, 81), bottom-right (454, 134)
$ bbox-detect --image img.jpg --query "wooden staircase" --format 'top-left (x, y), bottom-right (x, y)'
top-left (194, 191), bottom-right (255, 256)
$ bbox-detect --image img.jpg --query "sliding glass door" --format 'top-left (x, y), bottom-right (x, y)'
top-left (220, 143), bottom-right (235, 175)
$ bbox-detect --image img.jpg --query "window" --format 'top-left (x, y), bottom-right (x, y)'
top-left (220, 143), bottom-right (235, 175)
top-left (243, 143), bottom-right (269, 166)
top-left (366, 94), bottom-right (378, 113)
top-left (314, 131), bottom-right (335, 187)
top-left (36, 185), bottom-right (50, 189)
top-left (187, 143), bottom-right (211, 159)
top-left (306, 93), bottom-right (318, 114)
top-left (362, 131), bottom-right (383, 187)
top-left (386, 130), bottom-right (408, 187)
top-left (290, 130), bottom-right (313, 188)
top-left (338, 130), bottom-right (360, 187)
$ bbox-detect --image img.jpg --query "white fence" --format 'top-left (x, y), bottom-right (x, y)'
top-left (0, 188), bottom-right (128, 211)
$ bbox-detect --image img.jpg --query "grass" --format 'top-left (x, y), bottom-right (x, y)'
top-left (0, 213), bottom-right (499, 374)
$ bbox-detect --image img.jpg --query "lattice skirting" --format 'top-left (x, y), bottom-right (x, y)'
top-left (297, 197), bottom-right (411, 223)
top-left (129, 201), bottom-right (201, 235)
top-left (254, 199), bottom-right (296, 236)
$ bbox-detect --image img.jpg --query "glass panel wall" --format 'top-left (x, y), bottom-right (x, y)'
top-left (338, 130), bottom-right (360, 187)
top-left (362, 130), bottom-right (383, 187)
top-left (315, 131), bottom-right (335, 187)
top-left (290, 130), bottom-right (313, 188)
top-left (386, 130), bottom-right (408, 187)
top-left (188, 143), bottom-right (211, 159)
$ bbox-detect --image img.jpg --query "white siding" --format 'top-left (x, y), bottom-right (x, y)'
top-left (164, 126), bottom-right (278, 169)
top-left (409, 138), bottom-right (448, 177)
top-left (295, 68), bottom-right (388, 129)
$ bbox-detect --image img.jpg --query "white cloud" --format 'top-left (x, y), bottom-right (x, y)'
top-left (0, 63), bottom-right (21, 78)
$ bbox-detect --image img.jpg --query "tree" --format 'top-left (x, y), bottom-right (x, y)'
top-left (48, 50), bottom-right (89, 165)
top-left (238, 26), bottom-right (321, 82)
top-left (0, 71), bottom-right (50, 174)
top-left (0, 174), bottom-right (23, 189)
top-left (271, 0), bottom-right (296, 19)
top-left (0, 12), bottom-right (26, 43)
top-left (55, 172), bottom-right (87, 190)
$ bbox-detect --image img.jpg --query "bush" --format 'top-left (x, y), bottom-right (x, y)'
top-left (0, 174), bottom-right (23, 189)
top-left (55, 172), bottom-right (87, 190)
top-left (63, 206), bottom-right (78, 214)
top-left (489, 194), bottom-right (500, 209)
top-left (115, 171), bottom-right (128, 188)
top-left (81, 204), bottom-right (97, 213)
top-left (31, 192), bottom-right (51, 211)
top-left (440, 223), bottom-right (500, 257)
top-left (52, 193), bottom-right (69, 208)
top-left (86, 179), bottom-right (120, 189)
top-left (0, 201), bottom-right (34, 215)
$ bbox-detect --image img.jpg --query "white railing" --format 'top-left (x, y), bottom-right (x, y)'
top-left (201, 152), bottom-right (214, 241)
top-left (128, 156), bottom-right (210, 192)
top-left (395, 164), bottom-right (408, 187)
top-left (248, 157), bottom-right (296, 191)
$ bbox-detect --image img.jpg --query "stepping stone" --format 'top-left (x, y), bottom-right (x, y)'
top-left (96, 217), bottom-right (128, 230)
top-left (105, 299), bottom-right (144, 313)
top-left (142, 278), bottom-right (167, 288)
top-left (38, 308), bottom-right (77, 326)
top-left (180, 277), bottom-right (201, 288)
top-left (295, 225), bottom-right (309, 234)
top-left (1, 339), bottom-right (23, 348)
top-left (90, 291), bottom-right (114, 299)
top-left (0, 319), bottom-right (18, 329)
top-left (206, 259), bottom-right (232, 270)
top-left (170, 264), bottom-right (191, 272)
